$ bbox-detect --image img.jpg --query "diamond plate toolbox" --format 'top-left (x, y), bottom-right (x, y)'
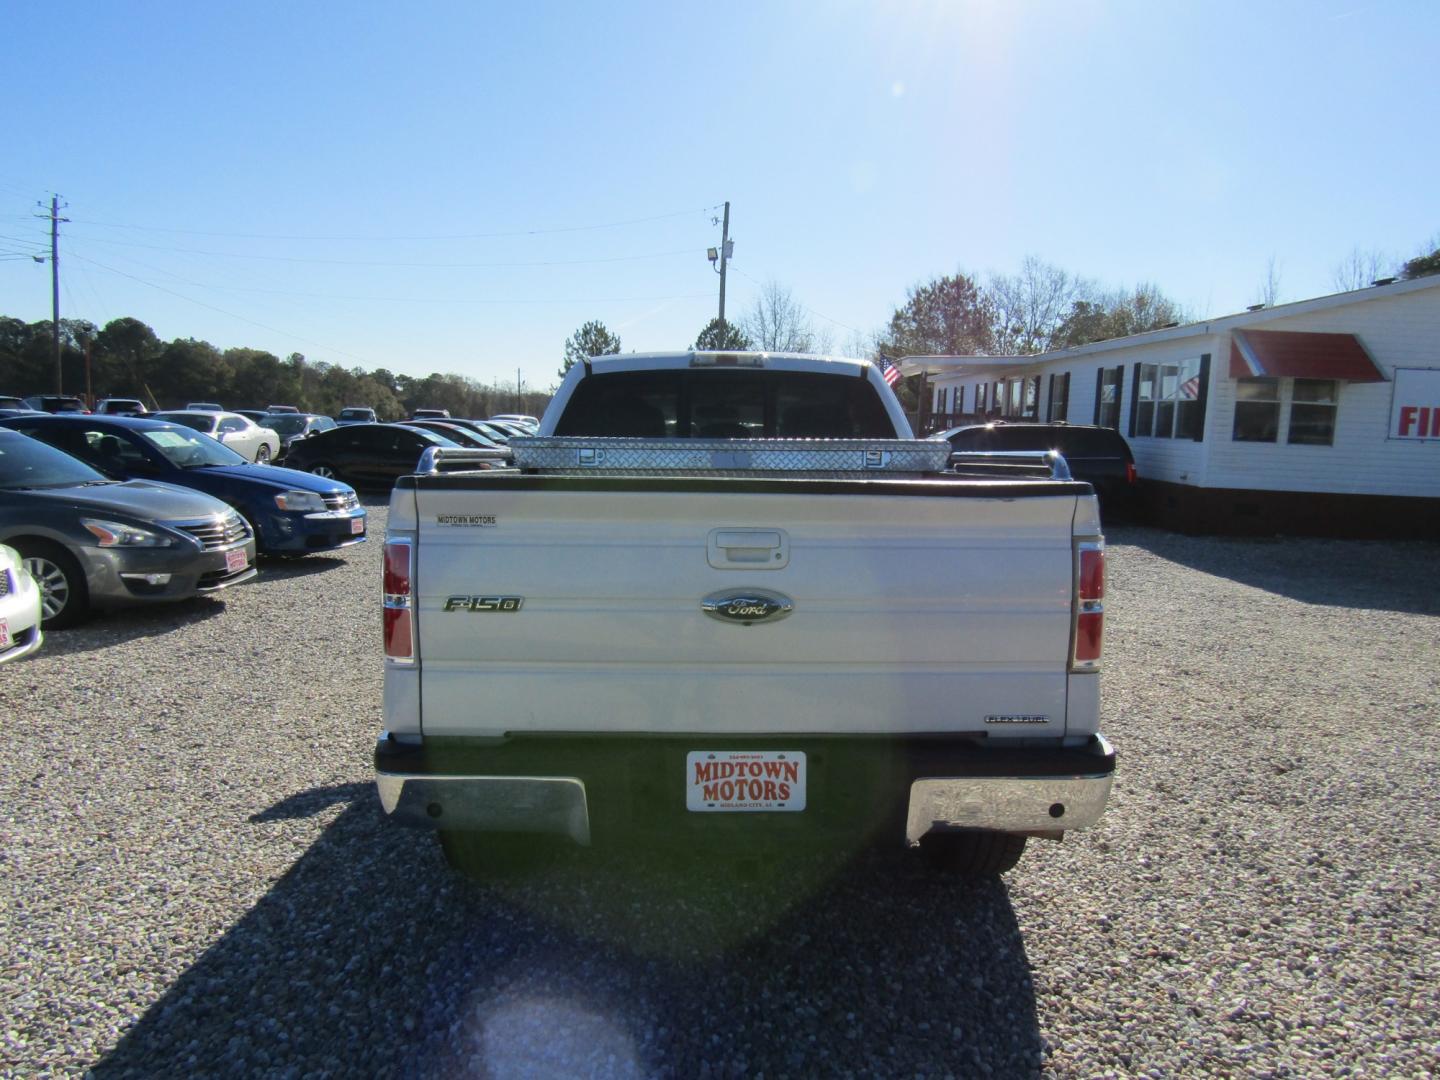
top-left (509, 437), bottom-right (952, 476)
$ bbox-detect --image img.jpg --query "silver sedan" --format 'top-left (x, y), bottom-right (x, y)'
top-left (152, 410), bottom-right (281, 464)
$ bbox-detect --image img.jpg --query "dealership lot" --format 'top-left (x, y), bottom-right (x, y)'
top-left (1, 511), bottom-right (1437, 1077)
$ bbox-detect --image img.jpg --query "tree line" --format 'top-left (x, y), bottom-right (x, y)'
top-left (0, 315), bottom-right (550, 420)
top-left (7, 235), bottom-right (1433, 420)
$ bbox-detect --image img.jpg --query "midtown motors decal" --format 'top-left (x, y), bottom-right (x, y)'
top-left (685, 750), bottom-right (807, 812)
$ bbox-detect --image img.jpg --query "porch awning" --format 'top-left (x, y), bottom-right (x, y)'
top-left (899, 355), bottom-right (1039, 378)
top-left (1229, 329), bottom-right (1386, 382)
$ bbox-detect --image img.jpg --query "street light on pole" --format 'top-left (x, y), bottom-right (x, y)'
top-left (706, 203), bottom-right (732, 325)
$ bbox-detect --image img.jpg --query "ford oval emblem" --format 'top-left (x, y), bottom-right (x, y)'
top-left (702, 589), bottom-right (794, 626)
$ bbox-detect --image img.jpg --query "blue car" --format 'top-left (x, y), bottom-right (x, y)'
top-left (0, 415), bottom-right (367, 556)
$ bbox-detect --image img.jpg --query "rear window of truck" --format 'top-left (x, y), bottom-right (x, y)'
top-left (554, 370), bottom-right (895, 439)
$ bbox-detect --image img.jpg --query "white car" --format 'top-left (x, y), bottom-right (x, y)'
top-left (152, 410), bottom-right (281, 464)
top-left (489, 414), bottom-right (539, 430)
top-left (0, 543), bottom-right (43, 664)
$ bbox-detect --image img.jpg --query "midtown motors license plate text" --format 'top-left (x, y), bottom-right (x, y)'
top-left (686, 750), bottom-right (806, 812)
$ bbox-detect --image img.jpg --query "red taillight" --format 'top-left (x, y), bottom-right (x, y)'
top-left (1079, 546), bottom-right (1105, 601)
top-left (384, 540), bottom-right (411, 597)
top-left (383, 607), bottom-right (413, 659)
top-left (1125, 462), bottom-right (1138, 485)
top-left (383, 539), bottom-right (414, 662)
top-left (1074, 611), bottom-right (1103, 664)
top-left (1072, 542), bottom-right (1105, 671)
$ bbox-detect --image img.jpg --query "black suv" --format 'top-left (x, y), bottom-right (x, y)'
top-left (22, 395), bottom-right (89, 414)
top-left (933, 422), bottom-right (1139, 514)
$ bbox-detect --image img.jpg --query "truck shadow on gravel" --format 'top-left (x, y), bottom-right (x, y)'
top-left (92, 785), bottom-right (1043, 1078)
top-left (1112, 525), bottom-right (1440, 615)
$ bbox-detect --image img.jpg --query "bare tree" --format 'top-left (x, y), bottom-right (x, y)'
top-left (740, 280), bottom-right (831, 353)
top-left (842, 328), bottom-right (882, 360)
top-left (986, 256), bottom-right (1092, 355)
top-left (1254, 255), bottom-right (1283, 307)
top-left (1332, 247), bottom-right (1396, 292)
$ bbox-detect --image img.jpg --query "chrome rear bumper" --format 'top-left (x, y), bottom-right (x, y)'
top-left (375, 733), bottom-right (1115, 847)
top-left (376, 773), bottom-right (591, 845)
top-left (905, 768), bottom-right (1113, 843)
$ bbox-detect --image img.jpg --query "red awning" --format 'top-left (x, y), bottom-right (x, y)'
top-left (1229, 329), bottom-right (1386, 382)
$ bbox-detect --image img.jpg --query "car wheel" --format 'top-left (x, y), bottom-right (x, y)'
top-left (16, 541), bottom-right (89, 630)
top-left (255, 444), bottom-right (271, 464)
top-left (918, 831), bottom-right (1027, 877)
top-left (309, 462), bottom-right (336, 479)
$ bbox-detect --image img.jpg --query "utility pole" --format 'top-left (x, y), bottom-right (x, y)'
top-left (516, 367), bottom-right (522, 412)
top-left (717, 201), bottom-right (730, 325)
top-left (35, 195), bottom-right (69, 394)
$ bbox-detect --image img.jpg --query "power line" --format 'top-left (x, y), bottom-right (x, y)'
top-left (69, 246), bottom-right (716, 305)
top-left (64, 203), bottom-right (726, 242)
top-left (69, 252), bottom-right (373, 366)
top-left (62, 232), bottom-right (710, 268)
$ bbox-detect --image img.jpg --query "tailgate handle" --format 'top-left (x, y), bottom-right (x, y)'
top-left (708, 528), bottom-right (788, 569)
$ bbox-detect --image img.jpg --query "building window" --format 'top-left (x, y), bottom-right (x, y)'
top-left (1047, 372), bottom-right (1070, 422)
top-left (975, 383), bottom-right (987, 413)
top-left (1096, 367), bottom-right (1123, 429)
top-left (991, 381), bottom-right (1004, 415)
top-left (935, 386), bottom-right (947, 414)
top-left (955, 385), bottom-right (965, 414)
top-left (1288, 379), bottom-right (1338, 445)
top-left (1135, 357), bottom-right (1204, 439)
top-left (1023, 376), bottom-right (1040, 419)
top-left (1007, 380), bottom-right (1023, 416)
top-left (1233, 378), bottom-right (1280, 442)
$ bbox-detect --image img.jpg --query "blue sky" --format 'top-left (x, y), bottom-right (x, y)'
top-left (2, 0), bottom-right (1436, 390)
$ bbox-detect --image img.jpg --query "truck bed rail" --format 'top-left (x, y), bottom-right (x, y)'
top-left (508, 436), bottom-right (952, 476)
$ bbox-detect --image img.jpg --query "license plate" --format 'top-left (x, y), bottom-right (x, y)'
top-left (686, 750), bottom-right (806, 812)
top-left (0, 618), bottom-right (9, 650)
top-left (225, 549), bottom-right (247, 574)
top-left (350, 517), bottom-right (365, 535)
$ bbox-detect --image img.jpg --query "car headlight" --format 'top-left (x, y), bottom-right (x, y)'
top-left (274, 490), bottom-right (326, 512)
top-left (81, 518), bottom-right (171, 547)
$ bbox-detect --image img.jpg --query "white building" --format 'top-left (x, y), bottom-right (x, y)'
top-left (900, 275), bottom-right (1440, 536)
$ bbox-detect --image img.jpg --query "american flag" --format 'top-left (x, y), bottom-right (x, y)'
top-left (876, 355), bottom-right (902, 387)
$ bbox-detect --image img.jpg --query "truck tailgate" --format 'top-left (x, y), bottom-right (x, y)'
top-left (409, 478), bottom-right (1081, 738)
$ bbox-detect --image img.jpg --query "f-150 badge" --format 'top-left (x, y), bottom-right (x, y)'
top-left (443, 596), bottom-right (524, 612)
top-left (702, 589), bottom-right (793, 626)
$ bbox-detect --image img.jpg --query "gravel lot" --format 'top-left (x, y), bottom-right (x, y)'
top-left (2, 510), bottom-right (1438, 1078)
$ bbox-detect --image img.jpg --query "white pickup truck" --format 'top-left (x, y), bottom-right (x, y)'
top-left (376, 352), bottom-right (1115, 876)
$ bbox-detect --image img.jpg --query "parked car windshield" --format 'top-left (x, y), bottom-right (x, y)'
top-left (153, 412), bottom-right (217, 434)
top-left (267, 415), bottom-right (313, 436)
top-left (0, 433), bottom-right (112, 490)
top-left (141, 428), bottom-right (248, 468)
